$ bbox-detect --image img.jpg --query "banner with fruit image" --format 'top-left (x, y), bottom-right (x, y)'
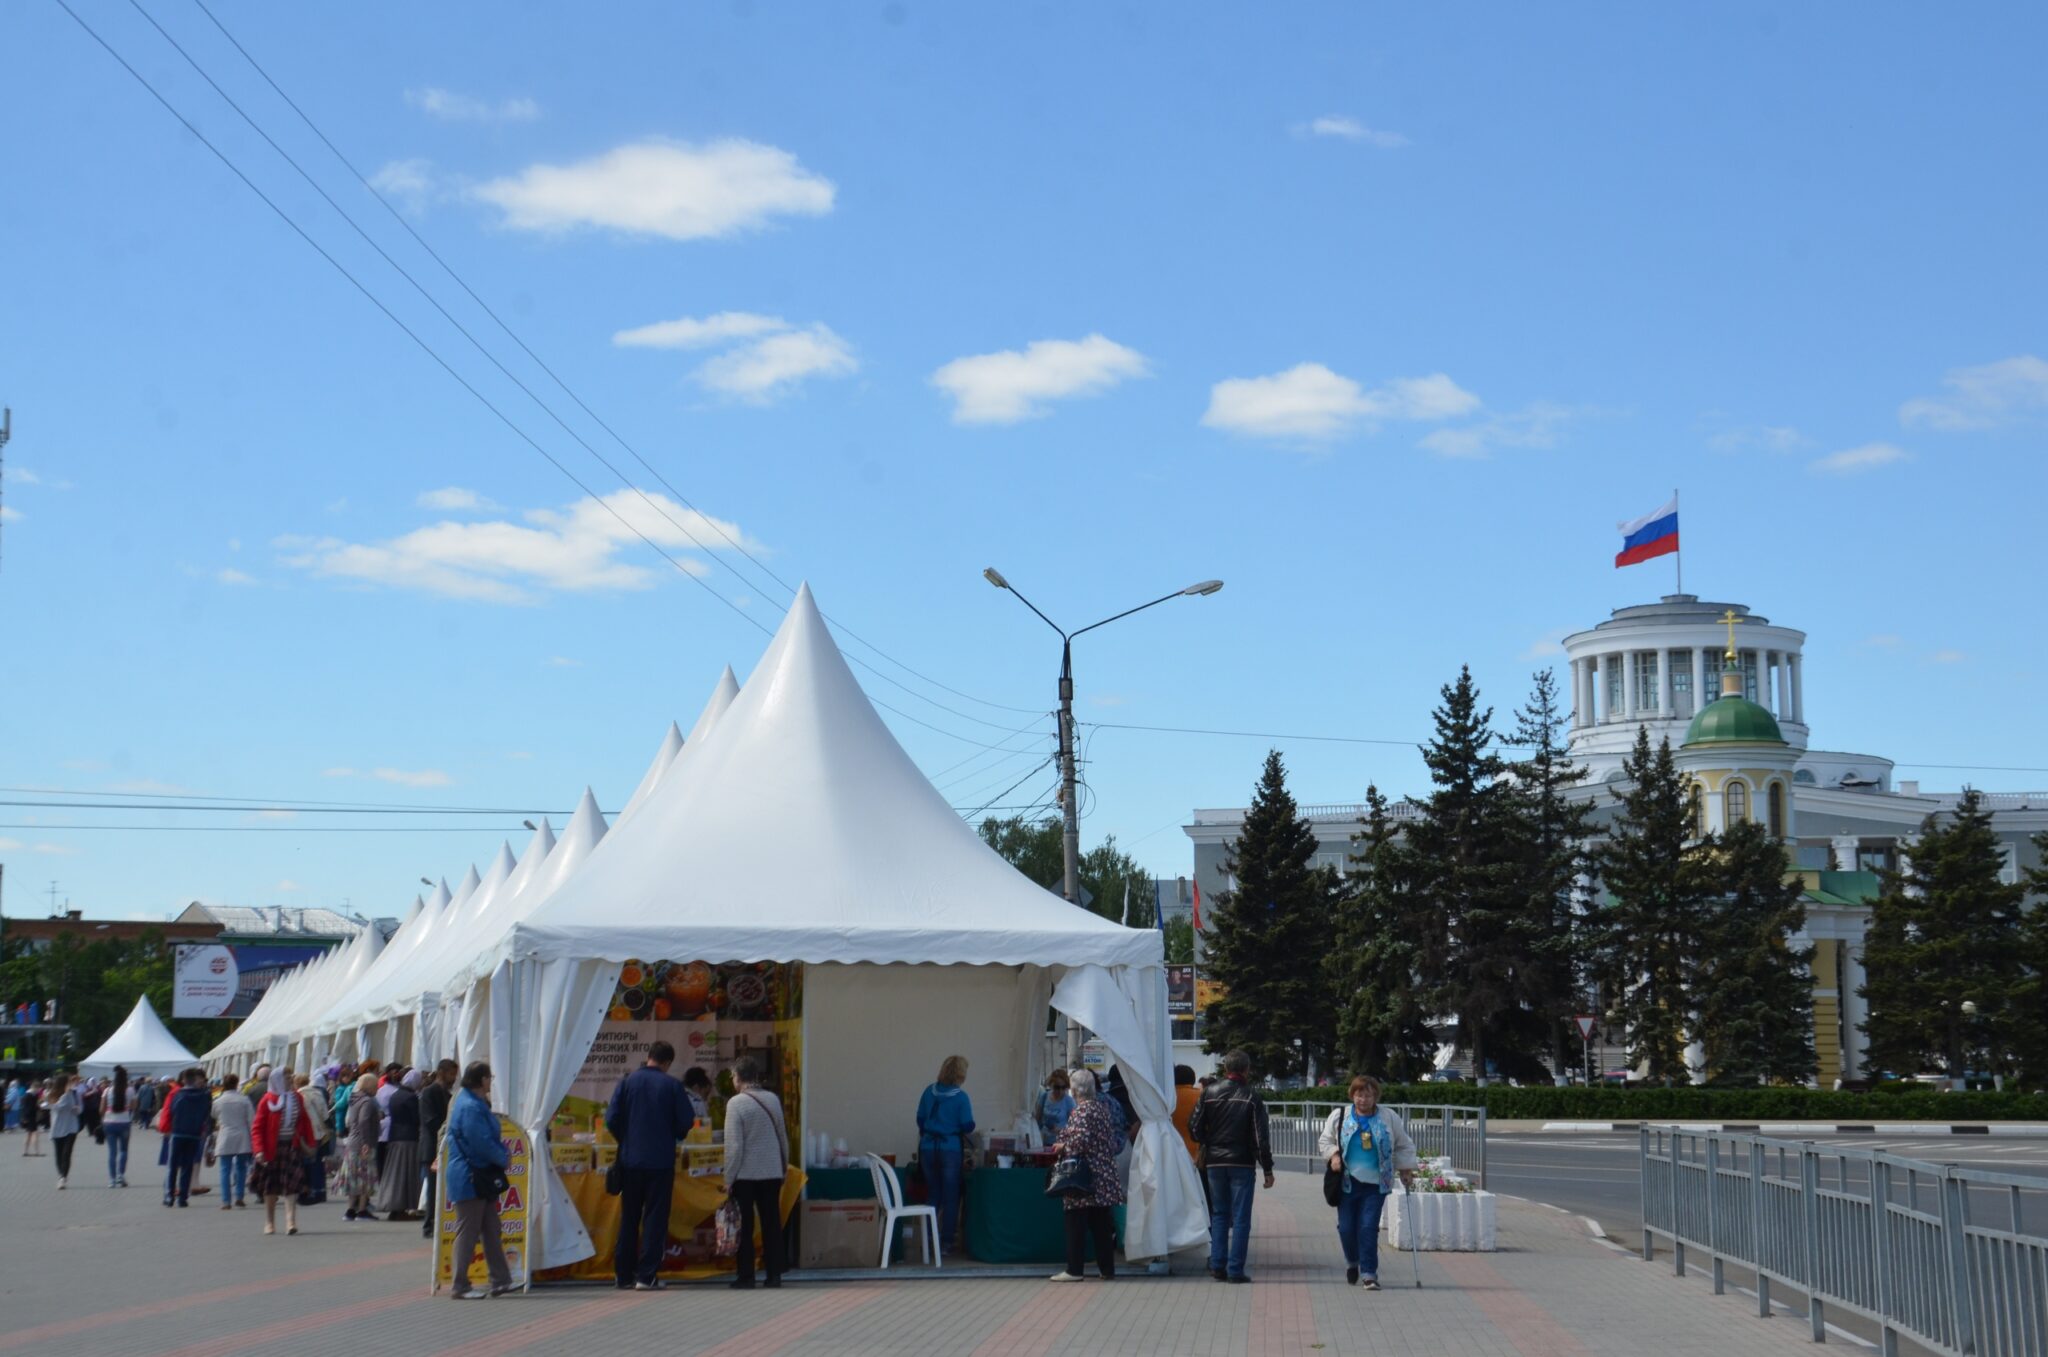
top-left (541, 960), bottom-right (805, 1281)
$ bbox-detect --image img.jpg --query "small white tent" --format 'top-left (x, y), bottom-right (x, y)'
top-left (484, 584), bottom-right (1205, 1269)
top-left (81, 995), bottom-right (199, 1077)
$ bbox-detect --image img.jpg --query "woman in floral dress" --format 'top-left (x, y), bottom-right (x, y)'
top-left (341, 1071), bottom-right (381, 1221)
top-left (1047, 1068), bottom-right (1124, 1281)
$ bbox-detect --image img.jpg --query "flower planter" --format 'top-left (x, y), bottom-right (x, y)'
top-left (1382, 1188), bottom-right (1497, 1251)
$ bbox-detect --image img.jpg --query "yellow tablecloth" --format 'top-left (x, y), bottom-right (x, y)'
top-left (543, 1168), bottom-right (808, 1281)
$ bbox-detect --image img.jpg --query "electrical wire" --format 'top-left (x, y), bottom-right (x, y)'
top-left (0, 822), bottom-right (525, 833)
top-left (955, 756), bottom-right (1057, 822)
top-left (178, 0), bottom-right (1042, 722)
top-left (0, 799), bottom-right (583, 816)
top-left (58, 0), bottom-right (1019, 753)
top-left (0, 784), bottom-right (563, 813)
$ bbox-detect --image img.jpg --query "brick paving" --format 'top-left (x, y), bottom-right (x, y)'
top-left (0, 1127), bottom-right (1843, 1355)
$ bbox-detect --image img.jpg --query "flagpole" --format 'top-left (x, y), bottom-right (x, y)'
top-left (1673, 487), bottom-right (1682, 595)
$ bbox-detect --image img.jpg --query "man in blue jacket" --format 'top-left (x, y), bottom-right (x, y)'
top-left (162, 1068), bottom-right (211, 1207)
top-left (444, 1062), bottom-right (514, 1300)
top-left (606, 1040), bottom-right (694, 1291)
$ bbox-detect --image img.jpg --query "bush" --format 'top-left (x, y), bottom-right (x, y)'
top-left (1272, 1084), bottom-right (2048, 1121)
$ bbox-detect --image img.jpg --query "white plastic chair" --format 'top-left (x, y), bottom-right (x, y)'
top-left (866, 1152), bottom-right (940, 1269)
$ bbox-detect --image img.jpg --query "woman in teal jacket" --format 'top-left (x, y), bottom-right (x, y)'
top-left (916, 1055), bottom-right (975, 1251)
top-left (443, 1063), bottom-right (513, 1300)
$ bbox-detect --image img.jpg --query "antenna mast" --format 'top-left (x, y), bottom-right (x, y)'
top-left (0, 407), bottom-right (11, 573)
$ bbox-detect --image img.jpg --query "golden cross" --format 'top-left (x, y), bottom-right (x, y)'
top-left (1719, 608), bottom-right (1742, 660)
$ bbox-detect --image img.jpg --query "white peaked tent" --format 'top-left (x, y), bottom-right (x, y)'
top-left (415, 821), bottom-right (555, 1064)
top-left (616, 722), bottom-right (682, 825)
top-left (484, 585), bottom-right (1206, 1269)
top-left (82, 995), bottom-right (200, 1077)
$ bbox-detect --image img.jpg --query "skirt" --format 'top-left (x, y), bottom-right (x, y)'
top-left (373, 1139), bottom-right (421, 1213)
top-left (340, 1140), bottom-right (378, 1200)
top-left (250, 1152), bottom-right (307, 1199)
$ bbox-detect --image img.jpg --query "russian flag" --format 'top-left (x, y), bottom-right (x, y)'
top-left (1615, 497), bottom-right (1679, 568)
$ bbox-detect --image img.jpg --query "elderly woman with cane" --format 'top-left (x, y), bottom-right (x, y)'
top-left (1317, 1075), bottom-right (1418, 1290)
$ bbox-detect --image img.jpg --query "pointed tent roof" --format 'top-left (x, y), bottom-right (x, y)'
top-left (687, 665), bottom-right (741, 744)
top-left (618, 723), bottom-right (684, 824)
top-left (304, 881), bottom-right (441, 1038)
top-left (505, 584), bottom-right (1159, 970)
top-left (82, 994), bottom-right (200, 1077)
top-left (399, 826), bottom-right (553, 1010)
top-left (443, 789), bottom-right (611, 997)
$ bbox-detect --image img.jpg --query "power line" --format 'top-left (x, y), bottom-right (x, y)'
top-left (0, 785), bottom-right (580, 813)
top-left (0, 800), bottom-right (585, 816)
top-left (1078, 720), bottom-right (1422, 748)
top-left (59, 0), bottom-right (1016, 754)
top-left (0, 823), bottom-right (526, 833)
top-left (177, 0), bottom-right (1041, 723)
top-left (956, 757), bottom-right (1058, 822)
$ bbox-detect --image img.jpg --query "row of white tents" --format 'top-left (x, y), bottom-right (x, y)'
top-left (201, 584), bottom-right (1204, 1271)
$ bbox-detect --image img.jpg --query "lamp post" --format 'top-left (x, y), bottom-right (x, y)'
top-left (981, 569), bottom-right (1223, 910)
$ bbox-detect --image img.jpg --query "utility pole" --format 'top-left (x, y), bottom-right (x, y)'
top-left (1056, 640), bottom-right (1080, 907)
top-left (0, 406), bottom-right (11, 573)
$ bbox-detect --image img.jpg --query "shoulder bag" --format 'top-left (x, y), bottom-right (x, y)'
top-left (1322, 1111), bottom-right (1346, 1207)
top-left (714, 1091), bottom-right (788, 1258)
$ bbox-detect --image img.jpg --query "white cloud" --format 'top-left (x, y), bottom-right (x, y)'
top-left (1202, 363), bottom-right (1479, 441)
top-left (1420, 402), bottom-right (1579, 459)
top-left (546, 656), bottom-right (581, 668)
top-left (1519, 629), bottom-right (1571, 661)
top-left (1295, 116), bottom-right (1409, 148)
top-left (506, 751), bottom-right (533, 760)
top-left (276, 878), bottom-right (302, 891)
top-left (0, 505), bottom-right (21, 523)
top-left (107, 778), bottom-right (196, 796)
top-left (931, 335), bottom-right (1150, 424)
top-left (694, 325), bottom-right (856, 401)
top-left (473, 139), bottom-right (834, 241)
top-left (372, 767), bottom-right (452, 788)
top-left (321, 767), bottom-right (357, 779)
top-left (417, 487), bottom-right (500, 512)
top-left (277, 491), bottom-right (762, 605)
top-left (1862, 633), bottom-right (1903, 649)
top-left (12, 467), bottom-right (42, 486)
top-left (406, 88), bottom-right (540, 123)
top-left (1900, 355), bottom-right (2048, 431)
top-left (1930, 649), bottom-right (1967, 665)
top-left (1707, 424), bottom-right (1810, 453)
top-left (216, 568), bottom-right (256, 586)
top-left (3, 839), bottom-right (80, 856)
top-left (613, 311), bottom-right (789, 350)
top-left (370, 158), bottom-right (436, 209)
top-left (1810, 442), bottom-right (1910, 475)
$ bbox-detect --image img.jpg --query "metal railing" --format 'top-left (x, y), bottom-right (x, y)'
top-left (1267, 1101), bottom-right (1486, 1187)
top-left (1641, 1127), bottom-right (2048, 1356)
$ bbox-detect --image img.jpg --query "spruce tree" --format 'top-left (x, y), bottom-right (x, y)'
top-left (1590, 728), bottom-right (1713, 1083)
top-left (1860, 789), bottom-right (2027, 1079)
top-left (2016, 829), bottom-right (2048, 1087)
top-left (1329, 786), bottom-right (1436, 1082)
top-left (1405, 666), bottom-right (1520, 1083)
top-left (1697, 820), bottom-right (1814, 1084)
top-left (1204, 750), bottom-right (1336, 1080)
top-left (1502, 668), bottom-right (1598, 1078)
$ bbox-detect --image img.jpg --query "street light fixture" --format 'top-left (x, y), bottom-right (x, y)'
top-left (982, 568), bottom-right (1224, 909)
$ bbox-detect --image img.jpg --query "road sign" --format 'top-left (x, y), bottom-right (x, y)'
top-left (1574, 1014), bottom-right (1597, 1040)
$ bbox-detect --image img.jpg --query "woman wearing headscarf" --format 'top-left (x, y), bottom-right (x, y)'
top-left (296, 1072), bottom-right (332, 1206)
top-left (103, 1066), bottom-right (133, 1187)
top-left (251, 1068), bottom-right (316, 1235)
top-left (1047, 1069), bottom-right (1125, 1282)
top-left (373, 1069), bottom-right (424, 1221)
top-left (342, 1071), bottom-right (381, 1221)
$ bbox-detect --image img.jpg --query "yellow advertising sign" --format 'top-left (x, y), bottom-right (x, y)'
top-left (433, 1115), bottom-right (530, 1292)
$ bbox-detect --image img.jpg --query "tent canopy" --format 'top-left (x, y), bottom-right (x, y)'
top-left (499, 584), bottom-right (1159, 972)
top-left (81, 995), bottom-right (199, 1077)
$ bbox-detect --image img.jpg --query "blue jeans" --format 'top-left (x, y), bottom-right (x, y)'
top-left (106, 1124), bottom-right (131, 1181)
top-left (220, 1152), bottom-right (252, 1203)
top-left (1336, 1181), bottom-right (1386, 1276)
top-left (1206, 1165), bottom-right (1256, 1277)
top-left (165, 1137), bottom-right (201, 1204)
top-left (924, 1147), bottom-right (964, 1245)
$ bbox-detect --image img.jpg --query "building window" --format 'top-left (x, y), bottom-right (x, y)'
top-left (1768, 782), bottom-right (1785, 839)
top-left (1672, 656), bottom-right (1694, 718)
top-left (1607, 660), bottom-right (1623, 718)
top-left (1724, 780), bottom-right (1749, 826)
top-left (1794, 769), bottom-right (1817, 785)
top-left (1635, 653), bottom-right (1659, 713)
top-left (1739, 650), bottom-right (1759, 703)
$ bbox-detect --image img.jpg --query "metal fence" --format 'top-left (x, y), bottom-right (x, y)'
top-left (1267, 1101), bottom-right (1487, 1187)
top-left (1640, 1127), bottom-right (2048, 1356)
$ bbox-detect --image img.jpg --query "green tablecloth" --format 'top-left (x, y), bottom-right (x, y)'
top-left (964, 1165), bottom-right (1124, 1264)
top-left (804, 1164), bottom-right (910, 1201)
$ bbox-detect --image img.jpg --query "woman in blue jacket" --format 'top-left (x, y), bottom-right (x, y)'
top-left (916, 1055), bottom-right (975, 1251)
top-left (443, 1063), bottom-right (514, 1300)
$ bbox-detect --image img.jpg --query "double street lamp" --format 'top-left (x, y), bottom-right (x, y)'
top-left (982, 569), bottom-right (1223, 909)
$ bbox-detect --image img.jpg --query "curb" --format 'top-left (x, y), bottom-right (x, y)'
top-left (1530, 1121), bottom-right (2048, 1135)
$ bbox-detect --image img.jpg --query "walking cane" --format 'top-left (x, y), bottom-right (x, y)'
top-left (1403, 1178), bottom-right (1422, 1288)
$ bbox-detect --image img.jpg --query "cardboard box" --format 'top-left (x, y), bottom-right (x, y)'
top-left (798, 1200), bottom-right (883, 1269)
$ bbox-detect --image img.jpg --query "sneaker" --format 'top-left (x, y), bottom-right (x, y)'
top-left (489, 1283), bottom-right (518, 1296)
top-left (614, 1281), bottom-right (634, 1290)
top-left (1361, 1277), bottom-right (1380, 1291)
top-left (234, 1200), bottom-right (247, 1209)
top-left (1210, 1268), bottom-right (1228, 1282)
top-left (221, 1203), bottom-right (233, 1211)
top-left (635, 1279), bottom-right (669, 1291)
top-left (451, 1288), bottom-right (490, 1301)
top-left (1228, 1274), bottom-right (1250, 1284)
top-left (57, 1178), bottom-right (66, 1190)
top-left (1048, 1271), bottom-right (1083, 1283)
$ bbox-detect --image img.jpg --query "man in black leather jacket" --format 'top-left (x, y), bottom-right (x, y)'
top-left (1188, 1050), bottom-right (1275, 1283)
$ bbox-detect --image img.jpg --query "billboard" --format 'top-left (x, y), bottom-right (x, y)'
top-left (1167, 965), bottom-right (1195, 1017)
top-left (173, 943), bottom-right (332, 1018)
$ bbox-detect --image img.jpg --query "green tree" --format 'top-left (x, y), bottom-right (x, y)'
top-left (1081, 836), bottom-right (1157, 927)
top-left (1162, 915), bottom-right (1195, 965)
top-left (1405, 666), bottom-right (1526, 1083)
top-left (1590, 729), bottom-right (1715, 1083)
top-left (1502, 667), bottom-right (1599, 1077)
top-left (1697, 820), bottom-right (1815, 1084)
top-left (1330, 786), bottom-right (1436, 1081)
top-left (979, 816), bottom-right (1064, 890)
top-left (0, 933), bottom-right (213, 1060)
top-left (1203, 750), bottom-right (1337, 1080)
top-left (2017, 829), bottom-right (2048, 1087)
top-left (978, 816), bottom-right (1158, 926)
top-left (1860, 789), bottom-right (2027, 1079)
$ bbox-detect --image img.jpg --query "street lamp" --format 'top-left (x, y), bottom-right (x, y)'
top-left (982, 568), bottom-right (1224, 908)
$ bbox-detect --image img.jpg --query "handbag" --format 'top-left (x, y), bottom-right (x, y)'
top-left (1045, 1152), bottom-right (1094, 1198)
top-left (714, 1199), bottom-right (743, 1257)
top-left (604, 1161), bottom-right (624, 1196)
top-left (1323, 1163), bottom-right (1346, 1207)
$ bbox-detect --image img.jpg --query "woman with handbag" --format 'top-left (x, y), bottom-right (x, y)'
top-left (444, 1062), bottom-right (513, 1301)
top-left (1047, 1068), bottom-right (1124, 1282)
top-left (721, 1056), bottom-right (789, 1289)
top-left (1316, 1076), bottom-right (1418, 1290)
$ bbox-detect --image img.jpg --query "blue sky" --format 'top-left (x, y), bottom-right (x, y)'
top-left (2, 3), bottom-right (2043, 921)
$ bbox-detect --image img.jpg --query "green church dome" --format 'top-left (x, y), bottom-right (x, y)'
top-left (1684, 694), bottom-right (1785, 747)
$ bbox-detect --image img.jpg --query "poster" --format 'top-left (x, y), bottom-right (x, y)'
top-left (173, 943), bottom-right (333, 1018)
top-left (1194, 978), bottom-right (1225, 1013)
top-left (542, 960), bottom-right (805, 1282)
top-left (1166, 965), bottom-right (1195, 1017)
top-left (433, 1116), bottom-right (530, 1291)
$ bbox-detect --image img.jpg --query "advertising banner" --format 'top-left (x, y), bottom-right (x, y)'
top-left (1166, 965), bottom-right (1195, 1017)
top-left (433, 1116), bottom-right (530, 1292)
top-left (173, 943), bottom-right (332, 1019)
top-left (542, 959), bottom-right (805, 1282)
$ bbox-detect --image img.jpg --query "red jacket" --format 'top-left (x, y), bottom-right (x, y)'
top-left (251, 1092), bottom-right (317, 1160)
